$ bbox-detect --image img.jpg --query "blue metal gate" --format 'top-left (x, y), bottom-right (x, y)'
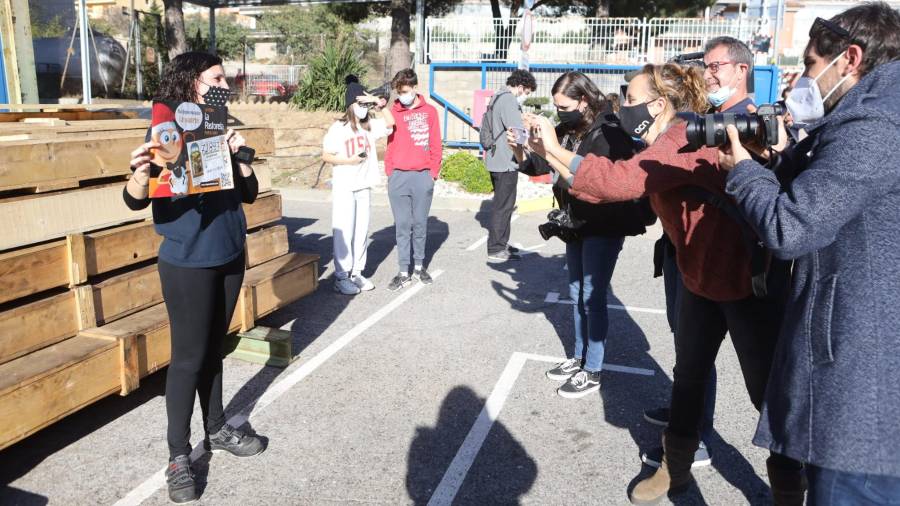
top-left (0, 34), bottom-right (10, 105)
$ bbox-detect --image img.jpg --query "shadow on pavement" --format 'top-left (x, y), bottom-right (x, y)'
top-left (406, 386), bottom-right (536, 505)
top-left (486, 249), bottom-right (767, 503)
top-left (0, 486), bottom-right (48, 506)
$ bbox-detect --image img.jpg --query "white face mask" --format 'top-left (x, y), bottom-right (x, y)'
top-left (352, 103), bottom-right (369, 120)
top-left (399, 92), bottom-right (415, 106)
top-left (785, 51), bottom-right (852, 124)
top-left (516, 92), bottom-right (528, 106)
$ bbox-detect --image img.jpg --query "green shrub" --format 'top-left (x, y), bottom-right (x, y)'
top-left (291, 38), bottom-right (369, 111)
top-left (440, 152), bottom-right (493, 194)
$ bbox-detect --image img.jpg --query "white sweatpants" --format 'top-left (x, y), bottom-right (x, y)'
top-left (332, 187), bottom-right (371, 279)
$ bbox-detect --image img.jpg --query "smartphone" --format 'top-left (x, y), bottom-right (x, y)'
top-left (510, 127), bottom-right (529, 145)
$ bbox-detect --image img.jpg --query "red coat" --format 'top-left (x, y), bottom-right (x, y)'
top-left (569, 121), bottom-right (752, 301)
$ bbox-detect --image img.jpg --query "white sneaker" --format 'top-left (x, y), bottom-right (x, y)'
top-left (334, 277), bottom-right (361, 295)
top-left (351, 274), bottom-right (375, 291)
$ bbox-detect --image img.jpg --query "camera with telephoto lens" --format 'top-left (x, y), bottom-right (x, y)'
top-left (538, 209), bottom-right (584, 243)
top-left (683, 103), bottom-right (784, 150)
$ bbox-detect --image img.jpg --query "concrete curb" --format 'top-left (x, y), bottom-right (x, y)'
top-left (276, 187), bottom-right (555, 214)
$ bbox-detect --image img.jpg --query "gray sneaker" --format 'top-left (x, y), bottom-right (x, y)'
top-left (166, 455), bottom-right (198, 504)
top-left (208, 424), bottom-right (265, 457)
top-left (488, 250), bottom-right (521, 262)
top-left (557, 370), bottom-right (601, 398)
top-left (546, 358), bottom-right (581, 381)
top-left (641, 442), bottom-right (712, 469)
top-left (412, 268), bottom-right (433, 284)
top-left (387, 273), bottom-right (411, 291)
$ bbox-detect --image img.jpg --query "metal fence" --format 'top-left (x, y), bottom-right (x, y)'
top-left (426, 16), bottom-right (767, 64)
top-left (222, 63), bottom-right (306, 97)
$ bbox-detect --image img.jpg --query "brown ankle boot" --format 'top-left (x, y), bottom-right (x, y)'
top-left (629, 430), bottom-right (699, 505)
top-left (767, 455), bottom-right (806, 506)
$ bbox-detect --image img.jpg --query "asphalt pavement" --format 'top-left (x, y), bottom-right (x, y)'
top-left (1, 194), bottom-right (774, 505)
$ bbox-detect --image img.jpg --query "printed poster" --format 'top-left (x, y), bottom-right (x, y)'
top-left (148, 101), bottom-right (234, 198)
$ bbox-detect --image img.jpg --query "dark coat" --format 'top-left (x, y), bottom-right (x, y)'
top-left (519, 109), bottom-right (653, 238)
top-left (726, 61), bottom-right (900, 477)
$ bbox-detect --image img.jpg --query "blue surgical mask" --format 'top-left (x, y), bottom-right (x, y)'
top-left (707, 85), bottom-right (736, 108)
top-left (707, 72), bottom-right (738, 108)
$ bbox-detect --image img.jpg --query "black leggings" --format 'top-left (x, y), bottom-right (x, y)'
top-left (158, 254), bottom-right (245, 459)
top-left (668, 287), bottom-right (782, 438)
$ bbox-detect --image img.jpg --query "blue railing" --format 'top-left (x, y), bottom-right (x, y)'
top-left (429, 61), bottom-right (781, 149)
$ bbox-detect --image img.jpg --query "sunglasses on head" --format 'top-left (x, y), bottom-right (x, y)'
top-left (811, 17), bottom-right (852, 40)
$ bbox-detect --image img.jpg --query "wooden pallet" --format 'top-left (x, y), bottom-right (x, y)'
top-left (80, 251), bottom-right (319, 394)
top-left (0, 249), bottom-right (319, 450)
top-left (0, 336), bottom-right (121, 450)
top-left (0, 126), bottom-right (275, 194)
top-left (0, 191), bottom-right (283, 303)
top-left (0, 111), bottom-right (140, 123)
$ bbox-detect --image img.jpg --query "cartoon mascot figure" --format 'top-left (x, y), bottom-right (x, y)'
top-left (150, 102), bottom-right (188, 196)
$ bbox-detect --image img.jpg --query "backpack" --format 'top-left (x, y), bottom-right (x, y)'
top-left (479, 91), bottom-right (510, 152)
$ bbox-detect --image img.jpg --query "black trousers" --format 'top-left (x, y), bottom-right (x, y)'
top-left (668, 286), bottom-right (783, 439)
top-left (158, 254), bottom-right (245, 459)
top-left (487, 171), bottom-right (518, 254)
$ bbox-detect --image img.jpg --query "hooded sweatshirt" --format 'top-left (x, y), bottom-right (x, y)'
top-left (384, 94), bottom-right (442, 179)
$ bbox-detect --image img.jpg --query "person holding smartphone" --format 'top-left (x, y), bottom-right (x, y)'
top-left (509, 71), bottom-right (651, 398)
top-left (322, 75), bottom-right (391, 294)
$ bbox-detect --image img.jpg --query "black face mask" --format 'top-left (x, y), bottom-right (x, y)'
top-left (201, 83), bottom-right (230, 107)
top-left (557, 109), bottom-right (584, 129)
top-left (618, 102), bottom-right (656, 138)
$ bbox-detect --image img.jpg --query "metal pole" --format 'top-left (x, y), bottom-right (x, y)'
top-left (209, 6), bottom-right (216, 55)
top-left (772, 0), bottom-right (784, 65)
top-left (416, 0), bottom-right (425, 64)
top-left (135, 10), bottom-right (143, 99)
top-left (78, 0), bottom-right (92, 104)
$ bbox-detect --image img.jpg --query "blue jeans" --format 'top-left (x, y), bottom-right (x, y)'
top-left (662, 237), bottom-right (716, 444)
top-left (808, 465), bottom-right (900, 505)
top-left (566, 236), bottom-right (624, 373)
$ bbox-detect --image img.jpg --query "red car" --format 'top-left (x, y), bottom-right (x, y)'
top-left (247, 74), bottom-right (286, 97)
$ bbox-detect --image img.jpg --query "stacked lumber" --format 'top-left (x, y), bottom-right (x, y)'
top-left (0, 116), bottom-right (319, 450)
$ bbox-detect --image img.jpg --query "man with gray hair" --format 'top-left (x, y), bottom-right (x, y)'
top-left (703, 35), bottom-right (755, 113)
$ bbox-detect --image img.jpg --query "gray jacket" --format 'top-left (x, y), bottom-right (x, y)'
top-left (726, 60), bottom-right (900, 477)
top-left (484, 91), bottom-right (524, 172)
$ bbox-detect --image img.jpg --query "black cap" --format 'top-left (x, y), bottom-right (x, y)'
top-left (345, 75), bottom-right (366, 109)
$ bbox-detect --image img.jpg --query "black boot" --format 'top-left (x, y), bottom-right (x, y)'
top-left (767, 454), bottom-right (806, 506)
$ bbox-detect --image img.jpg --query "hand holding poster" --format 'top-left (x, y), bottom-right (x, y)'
top-left (148, 101), bottom-right (234, 198)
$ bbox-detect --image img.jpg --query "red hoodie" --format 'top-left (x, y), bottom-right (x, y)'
top-left (569, 121), bottom-right (752, 302)
top-left (384, 94), bottom-right (443, 179)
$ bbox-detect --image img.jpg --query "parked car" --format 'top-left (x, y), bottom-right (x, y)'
top-left (248, 74), bottom-right (286, 97)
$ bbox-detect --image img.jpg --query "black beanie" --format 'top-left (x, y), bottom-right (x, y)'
top-left (345, 75), bottom-right (366, 109)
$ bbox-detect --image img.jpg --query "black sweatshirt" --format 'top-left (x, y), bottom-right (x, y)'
top-left (123, 129), bottom-right (259, 268)
top-left (519, 107), bottom-right (653, 238)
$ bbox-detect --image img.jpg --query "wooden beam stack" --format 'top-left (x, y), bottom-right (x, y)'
top-left (0, 115), bottom-right (319, 450)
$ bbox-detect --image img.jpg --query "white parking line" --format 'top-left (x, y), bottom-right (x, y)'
top-left (544, 291), bottom-right (667, 315)
top-left (114, 270), bottom-right (445, 506)
top-left (427, 352), bottom-right (653, 506)
top-left (464, 214), bottom-right (520, 251)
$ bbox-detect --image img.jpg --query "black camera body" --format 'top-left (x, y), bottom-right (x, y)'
top-left (538, 208), bottom-right (584, 243)
top-left (235, 145), bottom-right (256, 164)
top-left (683, 102), bottom-right (784, 150)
